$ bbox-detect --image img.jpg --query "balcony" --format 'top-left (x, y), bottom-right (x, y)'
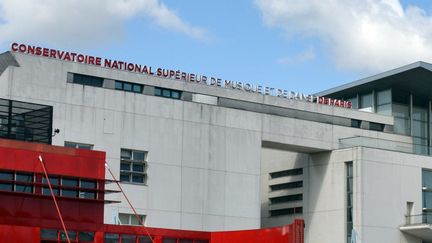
top-left (339, 136), bottom-right (429, 156)
top-left (0, 98), bottom-right (53, 144)
top-left (400, 213), bottom-right (432, 241)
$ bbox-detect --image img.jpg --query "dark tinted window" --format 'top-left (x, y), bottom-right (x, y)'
top-left (79, 232), bottom-right (94, 241)
top-left (270, 181), bottom-right (303, 191)
top-left (0, 171), bottom-right (13, 180)
top-left (269, 194), bottom-right (303, 204)
top-left (270, 207), bottom-right (302, 216)
top-left (62, 178), bottom-right (78, 187)
top-left (72, 74), bottom-right (103, 87)
top-left (41, 229), bottom-right (58, 240)
top-left (16, 173), bottom-right (33, 182)
top-left (270, 168), bottom-right (303, 179)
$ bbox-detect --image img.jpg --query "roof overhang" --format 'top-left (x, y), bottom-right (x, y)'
top-left (316, 61), bottom-right (432, 100)
top-left (400, 224), bottom-right (432, 242)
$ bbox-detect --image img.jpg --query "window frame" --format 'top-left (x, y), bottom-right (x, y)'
top-left (120, 149), bottom-right (148, 185)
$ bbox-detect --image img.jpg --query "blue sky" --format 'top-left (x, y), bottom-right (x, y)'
top-left (1, 0), bottom-right (432, 94)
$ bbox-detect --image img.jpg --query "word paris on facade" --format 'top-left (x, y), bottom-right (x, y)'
top-left (10, 43), bottom-right (351, 109)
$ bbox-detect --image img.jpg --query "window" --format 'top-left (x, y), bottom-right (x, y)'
top-left (346, 162), bottom-right (353, 243)
top-left (138, 236), bottom-right (154, 243)
top-left (376, 89), bottom-right (392, 116)
top-left (351, 119), bottom-right (361, 128)
top-left (269, 207), bottom-right (302, 217)
top-left (120, 149), bottom-right (147, 184)
top-left (121, 235), bottom-right (136, 243)
top-left (115, 81), bottom-right (143, 93)
top-left (42, 176), bottom-right (59, 196)
top-left (269, 194), bottom-right (303, 204)
top-left (359, 93), bottom-right (373, 112)
top-left (72, 73), bottom-right (104, 87)
top-left (15, 172), bottom-right (33, 193)
top-left (104, 233), bottom-right (120, 243)
top-left (64, 141), bottom-right (93, 150)
top-left (119, 213), bottom-right (146, 226)
top-left (269, 168), bottom-right (302, 179)
top-left (270, 181), bottom-right (303, 191)
top-left (369, 122), bottom-right (384, 132)
top-left (154, 87), bottom-right (181, 99)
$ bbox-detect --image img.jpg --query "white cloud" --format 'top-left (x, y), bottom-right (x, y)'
top-left (0, 0), bottom-right (207, 47)
top-left (255, 0), bottom-right (432, 73)
top-left (278, 46), bottom-right (316, 65)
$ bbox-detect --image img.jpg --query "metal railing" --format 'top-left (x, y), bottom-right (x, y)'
top-left (0, 98), bottom-right (53, 144)
top-left (405, 213), bottom-right (432, 225)
top-left (339, 136), bottom-right (429, 156)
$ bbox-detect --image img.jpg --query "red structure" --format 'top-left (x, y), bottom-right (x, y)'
top-left (0, 139), bottom-right (304, 243)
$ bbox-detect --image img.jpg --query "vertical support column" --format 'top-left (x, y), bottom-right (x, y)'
top-left (356, 93), bottom-right (360, 109)
top-left (371, 90), bottom-right (376, 113)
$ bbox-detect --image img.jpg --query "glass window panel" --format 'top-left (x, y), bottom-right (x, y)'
top-left (43, 187), bottom-right (59, 196)
top-left (16, 184), bottom-right (33, 193)
top-left (124, 83), bottom-right (132, 91)
top-left (62, 178), bottom-right (78, 187)
top-left (0, 171), bottom-right (13, 180)
top-left (130, 215), bottom-right (145, 225)
top-left (360, 93), bottom-right (372, 109)
top-left (64, 141), bottom-right (76, 148)
top-left (423, 170), bottom-right (432, 188)
top-left (121, 149), bottom-right (132, 160)
top-left (133, 151), bottom-right (145, 161)
top-left (393, 117), bottom-right (410, 135)
top-left (41, 229), bottom-right (58, 240)
top-left (347, 178), bottom-right (353, 193)
top-left (171, 91), bottom-right (180, 99)
top-left (347, 164), bottom-right (353, 177)
top-left (393, 103), bottom-right (410, 118)
top-left (79, 232), bottom-right (94, 241)
top-left (163, 239), bottom-right (177, 243)
top-left (179, 240), bottom-right (193, 243)
top-left (60, 231), bottom-right (76, 241)
top-left (424, 191), bottom-right (432, 209)
top-left (104, 233), bottom-right (120, 243)
top-left (413, 106), bottom-right (428, 121)
top-left (79, 191), bottom-right (96, 199)
top-left (121, 235), bottom-right (136, 243)
top-left (62, 189), bottom-right (77, 197)
top-left (81, 180), bottom-right (97, 189)
top-left (133, 85), bottom-right (142, 93)
top-left (413, 121), bottom-right (428, 138)
top-left (138, 236), bottom-right (153, 243)
top-left (120, 173), bottom-right (130, 182)
top-left (376, 89), bottom-right (391, 105)
top-left (351, 119), bottom-right (361, 128)
top-left (42, 176), bottom-right (59, 185)
top-left (132, 174), bottom-right (144, 183)
top-left (119, 213), bottom-right (130, 225)
top-left (121, 162), bottom-right (131, 171)
top-left (77, 144), bottom-right (93, 150)
top-left (154, 88), bottom-right (162, 96)
top-left (195, 241), bottom-right (209, 243)
top-left (377, 104), bottom-right (392, 116)
top-left (347, 97), bottom-right (358, 109)
top-left (0, 183), bottom-right (13, 191)
top-left (16, 173), bottom-right (33, 182)
top-left (115, 81), bottom-right (123, 90)
top-left (162, 89), bottom-right (171, 97)
top-left (133, 163), bottom-right (145, 173)
top-left (347, 193), bottom-right (353, 207)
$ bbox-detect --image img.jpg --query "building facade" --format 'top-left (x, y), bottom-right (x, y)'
top-left (1, 43), bottom-right (432, 242)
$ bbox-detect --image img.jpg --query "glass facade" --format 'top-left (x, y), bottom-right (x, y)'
top-left (346, 162), bottom-right (353, 243)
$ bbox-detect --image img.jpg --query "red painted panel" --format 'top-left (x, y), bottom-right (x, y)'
top-left (0, 225), bottom-right (39, 243)
top-left (210, 219), bottom-right (304, 243)
top-left (0, 138), bottom-right (105, 180)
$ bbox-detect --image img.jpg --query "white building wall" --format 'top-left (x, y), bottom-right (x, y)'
top-left (1, 52), bottom-right (431, 242)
